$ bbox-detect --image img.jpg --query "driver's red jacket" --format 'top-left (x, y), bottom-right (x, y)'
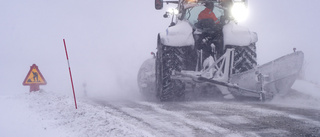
top-left (198, 8), bottom-right (220, 24)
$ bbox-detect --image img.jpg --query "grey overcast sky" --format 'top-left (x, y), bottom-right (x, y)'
top-left (1, 0), bottom-right (319, 96)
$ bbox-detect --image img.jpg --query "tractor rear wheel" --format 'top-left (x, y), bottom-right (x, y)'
top-left (155, 35), bottom-right (196, 101)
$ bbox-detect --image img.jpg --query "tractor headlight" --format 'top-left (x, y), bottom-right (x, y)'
top-left (231, 2), bottom-right (249, 22)
top-left (167, 8), bottom-right (179, 15)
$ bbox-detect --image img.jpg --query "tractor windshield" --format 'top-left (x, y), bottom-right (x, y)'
top-left (183, 2), bottom-right (224, 27)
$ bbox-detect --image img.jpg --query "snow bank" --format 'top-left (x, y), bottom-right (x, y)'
top-left (160, 20), bottom-right (195, 47)
top-left (0, 91), bottom-right (152, 137)
top-left (0, 94), bottom-right (69, 137)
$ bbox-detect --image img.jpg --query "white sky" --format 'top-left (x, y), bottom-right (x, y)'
top-left (1, 0), bottom-right (319, 96)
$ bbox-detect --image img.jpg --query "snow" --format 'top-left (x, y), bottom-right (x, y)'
top-left (159, 19), bottom-right (259, 48)
top-left (292, 80), bottom-right (320, 99)
top-left (270, 79), bottom-right (320, 109)
top-left (223, 22), bottom-right (258, 46)
top-left (0, 95), bottom-right (69, 137)
top-left (220, 115), bottom-right (252, 125)
top-left (160, 20), bottom-right (195, 47)
top-left (0, 79), bottom-right (319, 137)
top-left (137, 58), bottom-right (156, 89)
top-left (0, 91), bottom-right (152, 137)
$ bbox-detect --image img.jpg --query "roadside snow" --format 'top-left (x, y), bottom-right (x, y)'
top-left (0, 91), bottom-right (152, 137)
top-left (0, 94), bottom-right (69, 137)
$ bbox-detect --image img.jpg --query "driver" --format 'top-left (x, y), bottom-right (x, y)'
top-left (198, 2), bottom-right (220, 24)
top-left (195, 1), bottom-right (223, 66)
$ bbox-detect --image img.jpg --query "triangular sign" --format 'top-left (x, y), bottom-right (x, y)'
top-left (23, 64), bottom-right (47, 85)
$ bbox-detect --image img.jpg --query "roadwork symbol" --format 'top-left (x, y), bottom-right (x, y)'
top-left (23, 64), bottom-right (47, 91)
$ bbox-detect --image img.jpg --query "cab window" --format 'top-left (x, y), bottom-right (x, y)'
top-left (184, 3), bottom-right (224, 26)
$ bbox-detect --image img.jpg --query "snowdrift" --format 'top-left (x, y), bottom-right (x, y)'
top-left (0, 91), bottom-right (152, 137)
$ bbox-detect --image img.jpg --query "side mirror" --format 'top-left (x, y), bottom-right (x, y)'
top-left (155, 0), bottom-right (163, 10)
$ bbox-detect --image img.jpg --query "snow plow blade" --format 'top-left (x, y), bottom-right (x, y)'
top-left (171, 51), bottom-right (304, 101)
top-left (230, 51), bottom-right (304, 95)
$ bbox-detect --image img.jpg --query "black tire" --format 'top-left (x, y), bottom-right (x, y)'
top-left (227, 44), bottom-right (257, 74)
top-left (155, 35), bottom-right (195, 101)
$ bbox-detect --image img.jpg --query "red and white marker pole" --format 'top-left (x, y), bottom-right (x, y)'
top-left (63, 39), bottom-right (78, 109)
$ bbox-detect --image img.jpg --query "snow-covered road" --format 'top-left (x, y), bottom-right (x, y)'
top-left (96, 96), bottom-right (320, 137)
top-left (1, 80), bottom-right (319, 137)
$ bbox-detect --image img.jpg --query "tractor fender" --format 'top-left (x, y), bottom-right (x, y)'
top-left (223, 22), bottom-right (258, 47)
top-left (159, 20), bottom-right (195, 47)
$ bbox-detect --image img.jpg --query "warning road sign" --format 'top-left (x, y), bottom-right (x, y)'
top-left (23, 64), bottom-right (47, 85)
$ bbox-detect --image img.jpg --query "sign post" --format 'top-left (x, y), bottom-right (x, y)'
top-left (22, 64), bottom-right (47, 92)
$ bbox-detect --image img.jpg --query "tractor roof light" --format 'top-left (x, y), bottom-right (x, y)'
top-left (231, 2), bottom-right (249, 22)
